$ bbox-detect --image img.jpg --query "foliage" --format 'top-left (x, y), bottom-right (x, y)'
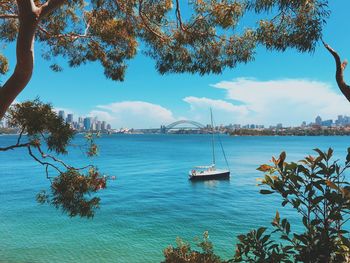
top-left (230, 127), bottom-right (350, 136)
top-left (7, 99), bottom-right (74, 154)
top-left (234, 148), bottom-right (350, 262)
top-left (0, 0), bottom-right (330, 81)
top-left (1, 99), bottom-right (107, 218)
top-left (37, 168), bottom-right (107, 218)
top-left (163, 231), bottom-right (223, 263)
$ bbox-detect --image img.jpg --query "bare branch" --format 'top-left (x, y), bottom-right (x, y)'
top-left (323, 40), bottom-right (350, 103)
top-left (36, 144), bottom-right (93, 171)
top-left (0, 14), bottom-right (18, 19)
top-left (16, 127), bottom-right (25, 145)
top-left (27, 145), bottom-right (62, 175)
top-left (0, 142), bottom-right (31, 151)
top-left (175, 0), bottom-right (185, 30)
top-left (38, 24), bottom-right (91, 42)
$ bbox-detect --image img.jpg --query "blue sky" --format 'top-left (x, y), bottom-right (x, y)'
top-left (3, 1), bottom-right (350, 128)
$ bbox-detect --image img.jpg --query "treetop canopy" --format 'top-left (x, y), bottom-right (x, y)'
top-left (0, 0), bottom-right (330, 80)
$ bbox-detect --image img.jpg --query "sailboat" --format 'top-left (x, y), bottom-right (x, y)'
top-left (188, 109), bottom-right (230, 181)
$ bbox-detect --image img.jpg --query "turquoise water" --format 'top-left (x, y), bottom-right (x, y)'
top-left (0, 135), bottom-right (349, 262)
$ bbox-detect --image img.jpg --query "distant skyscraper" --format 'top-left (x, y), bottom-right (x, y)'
top-left (321, 119), bottom-right (333, 127)
top-left (101, 121), bottom-right (106, 131)
top-left (315, 116), bottom-right (322, 125)
top-left (83, 117), bottom-right (92, 131)
top-left (96, 121), bottom-right (102, 131)
top-left (58, 110), bottom-right (65, 120)
top-left (66, 114), bottom-right (73, 123)
top-left (107, 124), bottom-right (111, 130)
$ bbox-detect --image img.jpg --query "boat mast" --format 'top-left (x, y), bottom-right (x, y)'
top-left (210, 108), bottom-right (216, 166)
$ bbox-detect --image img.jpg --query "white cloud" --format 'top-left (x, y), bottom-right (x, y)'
top-left (208, 77), bottom-right (350, 126)
top-left (88, 110), bottom-right (115, 122)
top-left (92, 101), bottom-right (176, 128)
top-left (183, 96), bottom-right (249, 125)
top-left (182, 78), bottom-right (350, 126)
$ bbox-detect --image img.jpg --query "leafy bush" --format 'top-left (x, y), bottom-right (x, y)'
top-left (163, 231), bottom-right (223, 263)
top-left (235, 148), bottom-right (350, 262)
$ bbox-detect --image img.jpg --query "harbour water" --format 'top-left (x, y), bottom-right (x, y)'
top-left (0, 134), bottom-right (349, 262)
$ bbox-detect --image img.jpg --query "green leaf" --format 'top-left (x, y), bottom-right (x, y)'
top-left (313, 148), bottom-right (325, 160)
top-left (347, 147), bottom-right (350, 164)
top-left (278, 151), bottom-right (286, 169)
top-left (326, 180), bottom-right (340, 191)
top-left (302, 216), bottom-right (308, 227)
top-left (327, 148), bottom-right (334, 160)
top-left (260, 189), bottom-right (274, 194)
top-left (257, 164), bottom-right (273, 172)
top-left (285, 221), bottom-right (290, 235)
top-left (256, 227), bottom-right (267, 240)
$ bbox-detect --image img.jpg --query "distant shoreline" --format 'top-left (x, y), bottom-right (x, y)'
top-left (2, 126), bottom-right (350, 137)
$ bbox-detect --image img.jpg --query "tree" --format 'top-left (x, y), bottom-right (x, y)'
top-left (0, 0), bottom-right (330, 119)
top-left (234, 148), bottom-right (350, 262)
top-left (0, 99), bottom-right (108, 218)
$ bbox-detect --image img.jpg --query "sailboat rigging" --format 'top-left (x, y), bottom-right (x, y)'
top-left (188, 109), bottom-right (230, 181)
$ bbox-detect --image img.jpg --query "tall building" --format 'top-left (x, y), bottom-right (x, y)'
top-left (58, 110), bottom-right (65, 120)
top-left (321, 119), bottom-right (333, 127)
top-left (83, 117), bottom-right (92, 131)
top-left (101, 121), bottom-right (106, 131)
top-left (315, 116), bottom-right (322, 125)
top-left (107, 124), bottom-right (111, 130)
top-left (66, 114), bottom-right (73, 123)
top-left (96, 121), bottom-right (102, 131)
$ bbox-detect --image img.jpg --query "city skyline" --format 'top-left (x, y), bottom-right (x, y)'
top-left (52, 108), bottom-right (350, 130)
top-left (57, 110), bottom-right (112, 132)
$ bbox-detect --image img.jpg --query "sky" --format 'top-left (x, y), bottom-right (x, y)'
top-left (3, 1), bottom-right (350, 129)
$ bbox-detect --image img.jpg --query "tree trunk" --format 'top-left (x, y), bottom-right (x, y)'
top-left (0, 0), bottom-right (66, 120)
top-left (0, 1), bottom-right (40, 120)
top-left (323, 41), bottom-right (350, 103)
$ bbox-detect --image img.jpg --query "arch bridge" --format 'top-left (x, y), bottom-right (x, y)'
top-left (161, 120), bottom-right (205, 133)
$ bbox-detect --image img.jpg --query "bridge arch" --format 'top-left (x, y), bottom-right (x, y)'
top-left (165, 120), bottom-right (205, 130)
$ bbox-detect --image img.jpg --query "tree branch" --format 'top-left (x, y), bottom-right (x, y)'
top-left (0, 142), bottom-right (31, 151)
top-left (0, 14), bottom-right (18, 19)
top-left (138, 0), bottom-right (168, 41)
top-left (27, 145), bottom-right (62, 176)
top-left (36, 144), bottom-right (93, 171)
top-left (38, 22), bottom-right (91, 42)
top-left (175, 0), bottom-right (185, 31)
top-left (40, 0), bottom-right (67, 18)
top-left (323, 41), bottom-right (350, 103)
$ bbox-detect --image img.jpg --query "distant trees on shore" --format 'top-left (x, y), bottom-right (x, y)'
top-left (230, 127), bottom-right (350, 136)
